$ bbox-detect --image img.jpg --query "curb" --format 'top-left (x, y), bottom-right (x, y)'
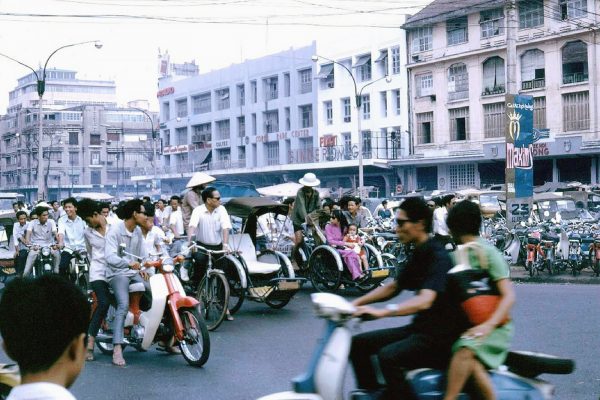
top-left (510, 267), bottom-right (600, 284)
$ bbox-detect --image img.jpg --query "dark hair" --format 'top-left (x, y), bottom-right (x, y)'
top-left (321, 198), bottom-right (334, 209)
top-left (399, 197), bottom-right (433, 233)
top-left (201, 186), bottom-right (218, 203)
top-left (0, 276), bottom-right (89, 374)
top-left (282, 197), bottom-right (295, 206)
top-left (16, 211), bottom-right (27, 220)
top-left (330, 209), bottom-right (349, 233)
top-left (447, 200), bottom-right (481, 237)
top-left (117, 199), bottom-right (144, 220)
top-left (12, 202), bottom-right (18, 207)
top-left (34, 206), bottom-right (50, 217)
top-left (142, 196), bottom-right (151, 202)
top-left (347, 223), bottom-right (358, 231)
top-left (62, 197), bottom-right (77, 208)
top-left (382, 199), bottom-right (388, 205)
top-left (442, 194), bottom-right (456, 207)
top-left (170, 195), bottom-right (181, 203)
top-left (76, 198), bottom-right (102, 221)
top-left (50, 200), bottom-right (59, 206)
top-left (100, 202), bottom-right (110, 211)
top-left (144, 202), bottom-right (156, 218)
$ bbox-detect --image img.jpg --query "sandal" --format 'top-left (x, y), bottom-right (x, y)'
top-left (86, 349), bottom-right (95, 361)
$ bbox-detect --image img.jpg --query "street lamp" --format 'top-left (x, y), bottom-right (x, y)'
top-left (130, 107), bottom-right (159, 194)
top-left (311, 54), bottom-right (391, 198)
top-left (0, 40), bottom-right (102, 201)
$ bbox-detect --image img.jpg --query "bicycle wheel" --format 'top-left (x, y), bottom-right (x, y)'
top-left (197, 272), bottom-right (229, 331)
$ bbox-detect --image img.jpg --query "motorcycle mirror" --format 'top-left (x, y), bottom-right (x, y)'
top-left (544, 211), bottom-right (550, 217)
top-left (520, 221), bottom-right (526, 227)
top-left (118, 243), bottom-right (126, 257)
top-left (528, 217), bottom-right (533, 225)
top-left (556, 212), bottom-right (562, 223)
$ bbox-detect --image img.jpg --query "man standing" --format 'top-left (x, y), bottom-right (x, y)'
top-left (291, 173), bottom-right (321, 245)
top-left (154, 199), bottom-right (169, 228)
top-left (167, 195), bottom-right (185, 256)
top-left (182, 172), bottom-right (216, 237)
top-left (12, 211), bottom-right (29, 276)
top-left (22, 206), bottom-right (60, 276)
top-left (349, 198), bottom-right (466, 399)
top-left (49, 200), bottom-right (63, 222)
top-left (57, 198), bottom-right (87, 278)
top-left (185, 186), bottom-right (232, 282)
top-left (433, 194), bottom-right (456, 248)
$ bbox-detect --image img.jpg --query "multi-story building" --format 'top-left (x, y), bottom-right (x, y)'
top-left (400, 0), bottom-right (600, 192)
top-left (0, 69), bottom-right (157, 201)
top-left (145, 37), bottom-right (409, 197)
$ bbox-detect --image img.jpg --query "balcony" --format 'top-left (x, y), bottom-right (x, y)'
top-left (521, 78), bottom-right (545, 90)
top-left (448, 90), bottom-right (469, 102)
top-left (481, 85), bottom-right (505, 96)
top-left (563, 72), bottom-right (588, 84)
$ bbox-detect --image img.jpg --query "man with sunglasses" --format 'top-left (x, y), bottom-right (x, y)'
top-left (349, 197), bottom-right (466, 400)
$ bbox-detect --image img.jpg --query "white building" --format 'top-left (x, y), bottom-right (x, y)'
top-left (400, 0), bottom-right (600, 191)
top-left (146, 35), bottom-right (410, 197)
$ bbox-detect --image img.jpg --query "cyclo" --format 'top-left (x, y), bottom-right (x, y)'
top-left (222, 197), bottom-right (305, 314)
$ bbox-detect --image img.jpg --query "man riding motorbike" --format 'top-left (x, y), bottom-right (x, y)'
top-left (22, 205), bottom-right (61, 276)
top-left (57, 197), bottom-right (87, 278)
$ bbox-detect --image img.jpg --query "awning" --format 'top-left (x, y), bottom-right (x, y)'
top-left (353, 55), bottom-right (371, 68)
top-left (374, 51), bottom-right (388, 63)
top-left (189, 148), bottom-right (212, 166)
top-left (315, 63), bottom-right (334, 79)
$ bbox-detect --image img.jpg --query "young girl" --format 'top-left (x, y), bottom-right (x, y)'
top-left (344, 224), bottom-right (368, 274)
top-left (324, 210), bottom-right (364, 280)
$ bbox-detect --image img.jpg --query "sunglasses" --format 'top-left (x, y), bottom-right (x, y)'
top-left (395, 218), bottom-right (416, 227)
top-left (212, 197), bottom-right (221, 201)
top-left (427, 203), bottom-right (436, 208)
top-left (137, 210), bottom-right (147, 216)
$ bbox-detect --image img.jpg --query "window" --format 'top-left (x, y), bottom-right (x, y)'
top-left (449, 107), bottom-right (469, 141)
top-left (237, 84), bottom-right (245, 106)
top-left (265, 142), bottom-right (279, 166)
top-left (192, 92), bottom-right (211, 114)
top-left (391, 46), bottom-right (401, 74)
top-left (393, 89), bottom-right (401, 115)
top-left (380, 92), bottom-right (388, 117)
top-left (411, 27), bottom-right (433, 53)
top-left (162, 102), bottom-right (170, 121)
top-left (362, 131), bottom-right (372, 158)
top-left (283, 73), bottom-right (290, 97)
top-left (521, 49), bottom-right (545, 90)
top-left (216, 88), bottom-right (230, 110)
top-left (299, 69), bottom-right (312, 94)
top-left (354, 54), bottom-right (372, 82)
top-left (192, 123), bottom-right (211, 143)
top-left (482, 57), bottom-right (505, 95)
top-left (480, 8), bottom-right (504, 38)
top-left (238, 146), bottom-right (246, 163)
top-left (563, 91), bottom-right (589, 131)
top-left (69, 152), bottom-right (79, 166)
top-left (299, 105), bottom-right (313, 128)
top-left (415, 73), bottom-right (434, 98)
top-left (449, 164), bottom-right (476, 190)
top-left (562, 41), bottom-right (588, 84)
top-left (534, 97), bottom-right (547, 130)
top-left (90, 151), bottom-right (101, 165)
top-left (316, 63), bottom-right (335, 89)
top-left (447, 16), bottom-right (468, 45)
top-left (250, 80), bottom-right (257, 103)
top-left (176, 98), bottom-right (187, 118)
top-left (252, 114), bottom-right (257, 135)
top-left (342, 98), bottom-right (351, 122)
top-left (90, 134), bottom-right (101, 146)
top-left (264, 76), bottom-right (278, 100)
top-left (91, 170), bottom-right (101, 185)
top-left (519, 0), bottom-right (544, 28)
top-left (375, 49), bottom-right (388, 76)
top-left (107, 130), bottom-right (120, 142)
top-left (361, 94), bottom-right (370, 120)
top-left (68, 131), bottom-right (78, 145)
top-left (285, 107), bottom-right (291, 130)
top-left (264, 110), bottom-right (279, 133)
top-left (342, 132), bottom-right (352, 156)
top-left (560, 0), bottom-right (587, 19)
top-left (216, 119), bottom-right (231, 140)
top-left (483, 102), bottom-right (506, 138)
top-left (448, 63), bottom-right (469, 101)
top-left (176, 127), bottom-right (187, 145)
top-left (237, 117), bottom-right (245, 137)
top-left (324, 101), bottom-right (333, 125)
top-left (416, 112), bottom-right (433, 144)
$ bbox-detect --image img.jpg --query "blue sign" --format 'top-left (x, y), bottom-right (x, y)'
top-left (505, 94), bottom-right (534, 198)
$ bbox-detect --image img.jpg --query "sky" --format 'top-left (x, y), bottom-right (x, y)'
top-left (0, 0), bottom-right (429, 113)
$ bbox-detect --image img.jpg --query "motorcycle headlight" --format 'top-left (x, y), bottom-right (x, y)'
top-left (41, 247), bottom-right (51, 256)
top-left (162, 263), bottom-right (174, 273)
top-left (376, 236), bottom-right (386, 248)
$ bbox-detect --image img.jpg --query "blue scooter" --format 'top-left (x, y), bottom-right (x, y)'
top-left (257, 293), bottom-right (574, 400)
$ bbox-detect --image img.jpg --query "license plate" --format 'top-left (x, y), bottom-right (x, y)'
top-left (371, 269), bottom-right (389, 278)
top-left (278, 281), bottom-right (300, 291)
top-left (44, 264), bottom-right (52, 271)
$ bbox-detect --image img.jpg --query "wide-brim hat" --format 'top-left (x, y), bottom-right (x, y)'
top-left (299, 172), bottom-right (320, 187)
top-left (186, 172), bottom-right (216, 189)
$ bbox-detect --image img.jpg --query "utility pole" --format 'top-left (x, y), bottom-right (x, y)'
top-left (506, 0), bottom-right (518, 94)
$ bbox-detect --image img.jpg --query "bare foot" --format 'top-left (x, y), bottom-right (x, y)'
top-left (112, 345), bottom-right (126, 367)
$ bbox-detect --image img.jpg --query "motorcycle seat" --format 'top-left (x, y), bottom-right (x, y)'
top-left (527, 237), bottom-right (540, 245)
top-left (541, 233), bottom-right (559, 243)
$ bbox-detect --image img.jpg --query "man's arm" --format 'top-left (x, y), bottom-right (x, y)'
top-left (105, 227), bottom-right (132, 270)
top-left (352, 280), bottom-right (399, 307)
top-left (12, 223), bottom-right (20, 249)
top-left (23, 228), bottom-right (31, 246)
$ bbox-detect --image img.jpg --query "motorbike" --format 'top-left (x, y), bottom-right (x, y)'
top-left (525, 230), bottom-right (543, 277)
top-left (0, 364), bottom-right (19, 399)
top-left (64, 246), bottom-right (90, 293)
top-left (93, 248), bottom-right (210, 367)
top-left (258, 293), bottom-right (575, 400)
top-left (27, 244), bottom-right (57, 277)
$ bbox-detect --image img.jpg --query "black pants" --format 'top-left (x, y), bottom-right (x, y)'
top-left (191, 242), bottom-right (223, 282)
top-left (88, 280), bottom-right (111, 337)
top-left (59, 250), bottom-right (73, 276)
top-left (349, 326), bottom-right (453, 399)
top-left (15, 249), bottom-right (27, 276)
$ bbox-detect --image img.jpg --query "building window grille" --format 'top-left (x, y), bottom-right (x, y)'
top-left (361, 94), bottom-right (370, 120)
top-left (391, 46), bottom-right (401, 74)
top-left (237, 117), bottom-right (245, 138)
top-left (480, 8), bottom-right (504, 38)
top-left (251, 81), bottom-right (257, 103)
top-left (562, 41), bottom-right (588, 84)
top-left (416, 73), bottom-right (433, 97)
top-left (449, 107), bottom-right (469, 141)
top-left (563, 91), bottom-right (589, 131)
top-left (324, 101), bottom-right (333, 125)
top-left (411, 26), bottom-right (433, 53)
top-left (264, 77), bottom-right (278, 100)
top-left (448, 63), bottom-right (469, 101)
top-left (416, 112), bottom-right (433, 144)
top-left (559, 0), bottom-right (587, 19)
top-left (447, 16), bottom-right (468, 45)
top-left (299, 69), bottom-right (312, 94)
top-left (534, 97), bottom-right (546, 130)
top-left (192, 92), bottom-right (211, 114)
top-left (216, 88), bottom-right (230, 110)
top-left (176, 99), bottom-right (188, 118)
top-left (237, 84), bottom-right (245, 106)
top-left (299, 104), bottom-right (313, 128)
top-left (519, 0), bottom-right (544, 28)
top-left (342, 98), bottom-right (351, 122)
top-left (449, 164), bottom-right (476, 189)
top-left (176, 127), bottom-right (188, 145)
top-left (483, 102), bottom-right (506, 138)
top-left (394, 89), bottom-right (401, 115)
top-left (521, 49), bottom-right (545, 90)
top-left (216, 119), bottom-right (231, 140)
top-left (482, 57), bottom-right (505, 95)
top-left (193, 123), bottom-right (212, 143)
top-left (265, 142), bottom-right (279, 166)
top-left (264, 110), bottom-right (279, 134)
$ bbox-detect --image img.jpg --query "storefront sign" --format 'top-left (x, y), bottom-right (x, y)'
top-left (288, 144), bottom-right (359, 164)
top-left (255, 129), bottom-right (311, 143)
top-left (215, 139), bottom-right (230, 149)
top-left (156, 87), bottom-right (175, 97)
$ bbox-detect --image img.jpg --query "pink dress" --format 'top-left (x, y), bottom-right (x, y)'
top-left (324, 223), bottom-right (363, 280)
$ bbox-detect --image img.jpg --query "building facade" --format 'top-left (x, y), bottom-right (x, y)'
top-left (400, 0), bottom-right (600, 192)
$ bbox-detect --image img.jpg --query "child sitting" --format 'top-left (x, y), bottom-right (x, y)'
top-left (344, 224), bottom-right (368, 274)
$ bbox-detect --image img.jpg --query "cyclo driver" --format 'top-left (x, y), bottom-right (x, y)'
top-left (105, 199), bottom-right (151, 367)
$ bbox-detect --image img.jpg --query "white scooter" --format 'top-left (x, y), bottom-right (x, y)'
top-left (258, 293), bottom-right (574, 400)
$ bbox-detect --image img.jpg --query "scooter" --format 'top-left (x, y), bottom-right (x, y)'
top-left (93, 248), bottom-right (210, 367)
top-left (64, 246), bottom-right (90, 293)
top-left (257, 293), bottom-right (575, 400)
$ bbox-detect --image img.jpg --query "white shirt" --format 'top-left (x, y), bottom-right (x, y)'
top-left (58, 215), bottom-right (86, 250)
top-left (27, 219), bottom-right (57, 247)
top-left (7, 382), bottom-right (77, 400)
top-left (12, 221), bottom-right (29, 251)
top-left (84, 226), bottom-right (107, 282)
top-left (143, 226), bottom-right (166, 255)
top-left (189, 204), bottom-right (232, 245)
top-left (433, 206), bottom-right (449, 236)
top-left (168, 209), bottom-right (185, 237)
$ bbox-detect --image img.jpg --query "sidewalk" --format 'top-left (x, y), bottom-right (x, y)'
top-left (510, 265), bottom-right (600, 284)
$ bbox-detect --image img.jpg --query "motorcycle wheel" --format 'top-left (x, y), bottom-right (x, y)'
top-left (545, 260), bottom-right (553, 275)
top-left (526, 261), bottom-right (535, 277)
top-left (77, 273), bottom-right (89, 294)
top-left (197, 273), bottom-right (229, 331)
top-left (178, 305), bottom-right (210, 367)
top-left (594, 260), bottom-right (600, 277)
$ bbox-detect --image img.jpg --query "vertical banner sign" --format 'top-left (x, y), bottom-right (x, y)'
top-left (505, 94), bottom-right (534, 228)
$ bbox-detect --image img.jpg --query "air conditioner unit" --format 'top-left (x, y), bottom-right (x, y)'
top-left (412, 54), bottom-right (422, 62)
top-left (429, 94), bottom-right (436, 102)
top-left (327, 82), bottom-right (334, 88)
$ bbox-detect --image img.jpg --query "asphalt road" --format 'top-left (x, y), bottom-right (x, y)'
top-left (1, 282), bottom-right (597, 399)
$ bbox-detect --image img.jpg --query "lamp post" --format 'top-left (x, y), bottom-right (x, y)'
top-left (130, 107), bottom-right (159, 194)
top-left (311, 54), bottom-right (391, 198)
top-left (0, 40), bottom-right (102, 201)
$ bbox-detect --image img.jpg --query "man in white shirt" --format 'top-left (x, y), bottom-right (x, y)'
top-left (57, 198), bottom-right (87, 277)
top-left (0, 275), bottom-right (89, 400)
top-left (167, 196), bottom-right (185, 257)
top-left (433, 194), bottom-right (456, 247)
top-left (12, 211), bottom-right (29, 276)
top-left (154, 199), bottom-right (169, 228)
top-left (22, 206), bottom-right (60, 276)
top-left (184, 186), bottom-right (231, 282)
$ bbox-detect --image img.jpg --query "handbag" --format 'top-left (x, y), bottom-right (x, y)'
top-left (447, 242), bottom-right (509, 326)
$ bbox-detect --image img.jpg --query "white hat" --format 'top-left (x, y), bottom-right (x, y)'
top-left (186, 172), bottom-right (216, 189)
top-left (299, 172), bottom-right (320, 187)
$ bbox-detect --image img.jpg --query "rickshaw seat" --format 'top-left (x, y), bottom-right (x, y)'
top-left (228, 233), bottom-right (281, 275)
